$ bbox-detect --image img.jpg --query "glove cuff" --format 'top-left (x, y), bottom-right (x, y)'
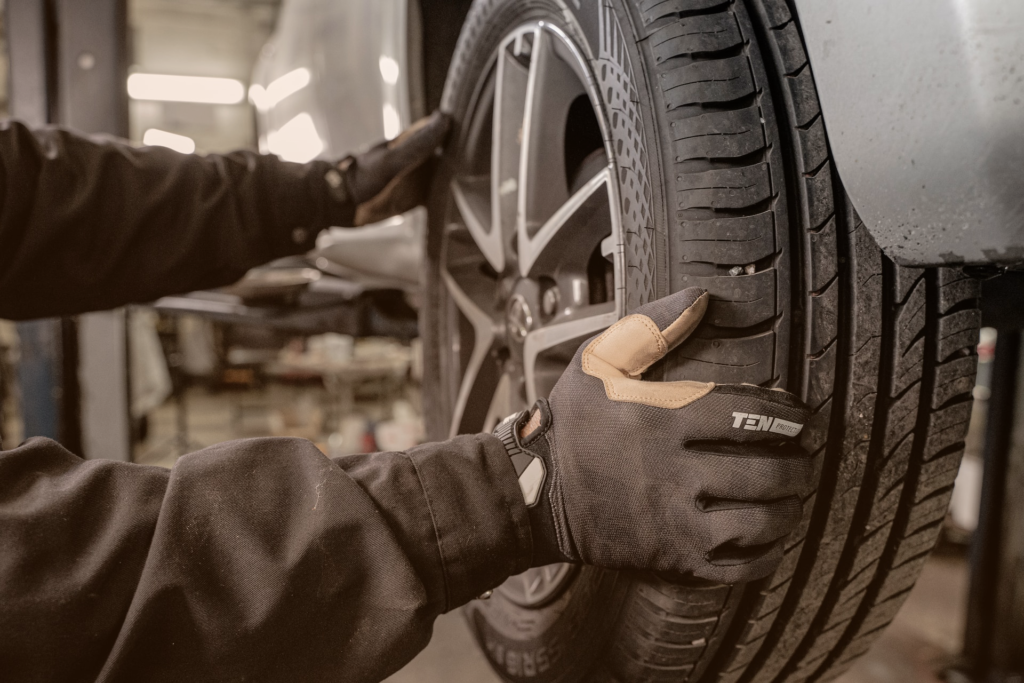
top-left (493, 410), bottom-right (546, 507)
top-left (493, 402), bottom-right (572, 566)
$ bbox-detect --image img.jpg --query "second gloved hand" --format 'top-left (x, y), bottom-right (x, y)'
top-left (504, 288), bottom-right (814, 584)
top-left (332, 111), bottom-right (450, 226)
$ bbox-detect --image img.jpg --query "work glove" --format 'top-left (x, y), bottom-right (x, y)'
top-left (494, 287), bottom-right (814, 583)
top-left (330, 111), bottom-right (450, 226)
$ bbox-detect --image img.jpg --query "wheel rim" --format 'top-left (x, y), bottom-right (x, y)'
top-left (441, 21), bottom-right (623, 607)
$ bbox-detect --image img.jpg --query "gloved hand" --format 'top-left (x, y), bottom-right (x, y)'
top-left (496, 287), bottom-right (814, 583)
top-left (332, 111), bottom-right (450, 226)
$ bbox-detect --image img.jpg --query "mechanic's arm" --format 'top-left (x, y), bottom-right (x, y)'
top-left (0, 434), bottom-right (529, 683)
top-left (0, 114), bottom-right (447, 320)
top-left (0, 289), bottom-right (813, 683)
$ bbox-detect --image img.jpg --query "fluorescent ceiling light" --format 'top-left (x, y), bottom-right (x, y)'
top-left (382, 103), bottom-right (401, 141)
top-left (128, 73), bottom-right (245, 104)
top-left (143, 128), bottom-right (196, 154)
top-left (379, 56), bottom-right (400, 85)
top-left (268, 112), bottom-right (324, 163)
top-left (250, 67), bottom-right (311, 112)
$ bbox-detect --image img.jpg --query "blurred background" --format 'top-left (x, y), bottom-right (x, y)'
top-left (0, 2), bottom-right (1018, 683)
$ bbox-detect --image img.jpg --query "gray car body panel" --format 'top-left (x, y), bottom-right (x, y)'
top-left (252, 0), bottom-right (424, 290)
top-left (794, 0), bottom-right (1024, 266)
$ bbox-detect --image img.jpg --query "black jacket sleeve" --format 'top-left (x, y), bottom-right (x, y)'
top-left (0, 435), bottom-right (533, 682)
top-left (0, 120), bottom-right (353, 320)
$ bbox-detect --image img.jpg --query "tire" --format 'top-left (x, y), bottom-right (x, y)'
top-left (421, 1), bottom-right (982, 682)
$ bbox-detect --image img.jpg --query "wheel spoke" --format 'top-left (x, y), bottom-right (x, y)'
top-left (452, 177), bottom-right (504, 273)
top-left (482, 371), bottom-right (522, 434)
top-left (523, 304), bottom-right (618, 404)
top-left (492, 31), bottom-right (532, 270)
top-left (518, 165), bottom-right (612, 277)
top-left (518, 26), bottom-right (587, 245)
top-left (442, 269), bottom-right (500, 438)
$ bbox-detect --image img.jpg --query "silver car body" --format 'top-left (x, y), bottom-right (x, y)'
top-left (795, 0), bottom-right (1024, 266)
top-left (251, 0), bottom-right (423, 288)
top-left (258, 0), bottom-right (1024, 270)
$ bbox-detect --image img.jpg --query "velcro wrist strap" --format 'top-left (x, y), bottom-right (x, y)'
top-left (493, 412), bottom-right (547, 507)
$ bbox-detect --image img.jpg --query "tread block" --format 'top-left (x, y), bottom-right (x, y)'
top-left (640, 0), bottom-right (732, 25)
top-left (832, 573), bottom-right (872, 622)
top-left (675, 210), bottom-right (775, 263)
top-left (808, 216), bottom-right (838, 291)
top-left (637, 580), bottom-right (731, 618)
top-left (892, 338), bottom-right (925, 398)
top-left (937, 309), bottom-right (982, 361)
top-left (806, 342), bottom-right (838, 410)
top-left (906, 490), bottom-right (954, 536)
top-left (666, 331), bottom-right (776, 384)
top-left (848, 521), bottom-right (893, 579)
top-left (726, 632), bottom-right (766, 671)
top-left (652, 13), bottom-right (743, 61)
top-left (798, 114), bottom-right (829, 180)
top-left (676, 164), bottom-right (772, 210)
top-left (923, 401), bottom-right (973, 460)
top-left (916, 448), bottom-right (964, 502)
top-left (894, 277), bottom-right (927, 354)
top-left (805, 160), bottom-right (835, 229)
top-left (673, 269), bottom-right (777, 327)
top-left (893, 267), bottom-right (925, 304)
top-left (660, 56), bottom-right (756, 109)
top-left (771, 20), bottom-right (807, 74)
top-left (784, 67), bottom-right (820, 127)
top-left (761, 0), bottom-right (792, 28)
top-left (809, 278), bottom-right (839, 353)
top-left (932, 356), bottom-right (978, 408)
top-left (892, 523), bottom-right (942, 567)
top-left (801, 621), bottom-right (847, 667)
top-left (857, 591), bottom-right (910, 636)
top-left (627, 607), bottom-right (719, 643)
top-left (883, 386), bottom-right (921, 453)
top-left (670, 106), bottom-right (765, 162)
top-left (759, 578), bottom-right (791, 615)
top-left (803, 397), bottom-right (832, 453)
top-left (938, 275), bottom-right (981, 314)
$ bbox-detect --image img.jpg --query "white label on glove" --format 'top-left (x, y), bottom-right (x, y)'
top-left (731, 412), bottom-right (804, 437)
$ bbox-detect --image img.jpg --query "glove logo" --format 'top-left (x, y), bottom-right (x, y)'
top-left (731, 412), bottom-right (803, 437)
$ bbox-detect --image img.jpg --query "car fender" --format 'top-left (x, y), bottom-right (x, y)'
top-left (794, 0), bottom-right (1024, 266)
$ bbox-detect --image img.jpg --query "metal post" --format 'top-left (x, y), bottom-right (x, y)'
top-left (5, 0), bottom-right (130, 459)
top-left (963, 329), bottom-right (1024, 682)
top-left (57, 0), bottom-right (132, 461)
top-left (6, 0), bottom-right (73, 448)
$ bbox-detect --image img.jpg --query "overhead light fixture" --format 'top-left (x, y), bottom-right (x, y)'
top-left (267, 113), bottom-right (324, 163)
top-left (382, 103), bottom-right (401, 140)
top-left (249, 67), bottom-right (311, 112)
top-left (379, 56), bottom-right (400, 85)
top-left (128, 73), bottom-right (245, 104)
top-left (143, 128), bottom-right (196, 154)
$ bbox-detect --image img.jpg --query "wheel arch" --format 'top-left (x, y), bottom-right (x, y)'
top-left (791, 0), bottom-right (1024, 268)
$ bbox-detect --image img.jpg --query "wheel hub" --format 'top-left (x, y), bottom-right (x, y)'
top-left (507, 293), bottom-right (535, 343)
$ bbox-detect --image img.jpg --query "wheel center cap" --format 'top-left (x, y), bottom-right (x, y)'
top-left (507, 294), bottom-right (534, 342)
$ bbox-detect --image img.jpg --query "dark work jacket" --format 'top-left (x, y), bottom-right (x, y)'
top-left (0, 121), bottom-right (533, 682)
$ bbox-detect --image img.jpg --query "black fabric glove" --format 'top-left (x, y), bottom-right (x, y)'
top-left (331, 111), bottom-right (450, 227)
top-left (500, 287), bottom-right (814, 583)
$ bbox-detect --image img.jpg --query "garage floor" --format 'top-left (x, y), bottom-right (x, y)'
top-left (141, 386), bottom-right (970, 683)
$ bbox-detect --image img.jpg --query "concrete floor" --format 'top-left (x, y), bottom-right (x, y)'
top-left (140, 385), bottom-right (971, 683)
